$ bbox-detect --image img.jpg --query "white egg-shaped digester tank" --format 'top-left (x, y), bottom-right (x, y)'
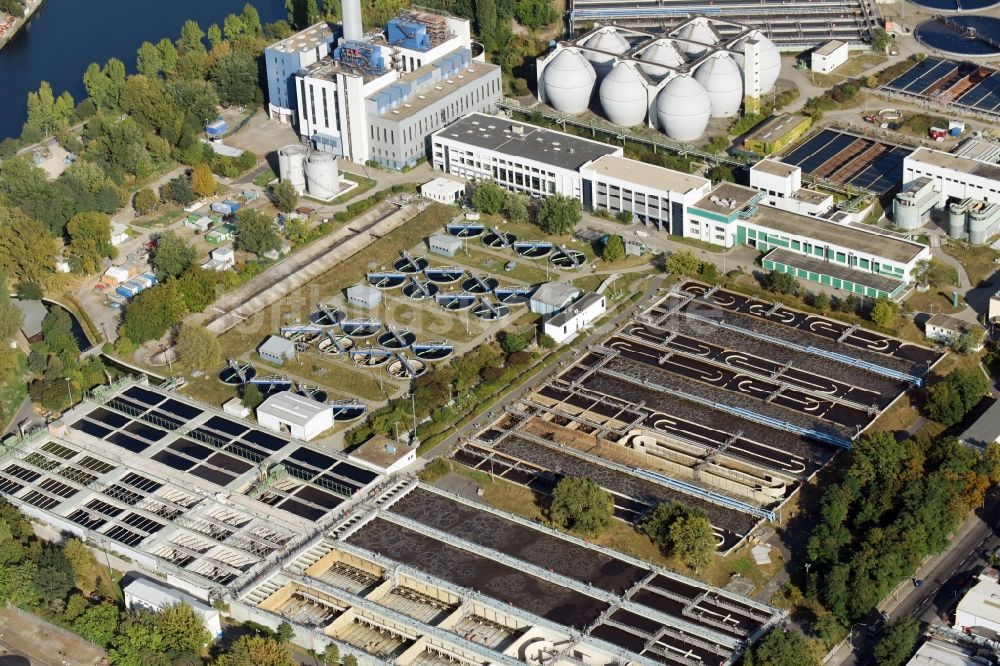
top-left (694, 52), bottom-right (743, 118)
top-left (278, 144), bottom-right (309, 194)
top-left (599, 61), bottom-right (649, 127)
top-left (541, 48), bottom-right (597, 114)
top-left (305, 152), bottom-right (340, 200)
top-left (674, 18), bottom-right (719, 59)
top-left (583, 28), bottom-right (630, 79)
top-left (638, 40), bottom-right (685, 81)
top-left (733, 30), bottom-right (781, 94)
top-left (656, 76), bottom-right (711, 142)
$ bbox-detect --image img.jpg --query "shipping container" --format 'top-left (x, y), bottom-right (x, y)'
top-left (116, 284), bottom-right (139, 299)
top-left (133, 275), bottom-right (154, 289)
top-left (140, 272), bottom-right (158, 286)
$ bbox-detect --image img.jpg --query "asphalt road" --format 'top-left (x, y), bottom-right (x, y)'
top-left (828, 487), bottom-right (1000, 666)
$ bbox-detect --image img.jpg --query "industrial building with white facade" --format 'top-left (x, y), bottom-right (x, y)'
top-left (265, 1), bottom-right (501, 171)
top-left (433, 112), bottom-right (929, 300)
top-left (893, 146), bottom-right (1000, 244)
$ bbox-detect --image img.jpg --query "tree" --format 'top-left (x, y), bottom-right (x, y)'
top-left (152, 232), bottom-right (197, 280)
top-left (913, 258), bottom-right (957, 288)
top-left (273, 180), bottom-right (299, 213)
top-left (953, 326), bottom-right (986, 354)
top-left (234, 208), bottom-right (280, 256)
top-left (602, 235), bottom-right (625, 262)
top-left (748, 628), bottom-right (819, 666)
top-left (475, 0), bottom-right (499, 50)
top-left (217, 635), bottom-right (295, 666)
top-left (874, 618), bottom-right (919, 666)
top-left (871, 27), bottom-right (891, 53)
top-left (276, 621), bottom-right (295, 643)
top-left (109, 618), bottom-right (165, 666)
top-left (162, 176), bottom-right (197, 206)
top-left (986, 441), bottom-right (1000, 485)
top-left (207, 23), bottom-right (223, 49)
top-left (121, 281), bottom-right (187, 344)
top-left (549, 476), bottom-right (612, 535)
top-left (706, 165), bottom-right (735, 183)
top-left (83, 63), bottom-right (112, 109)
top-left (343, 656), bottom-right (358, 666)
top-left (36, 544), bottom-right (74, 606)
top-left (210, 50), bottom-right (261, 107)
top-left (472, 180), bottom-right (505, 214)
top-left (669, 512), bottom-right (715, 569)
top-left (323, 644), bottom-right (340, 665)
top-left (25, 82), bottom-right (74, 138)
top-left (133, 188), bottom-right (160, 216)
top-left (178, 20), bottom-right (207, 53)
top-left (500, 330), bottom-right (529, 354)
top-left (16, 282), bottom-right (43, 300)
top-left (536, 194), bottom-right (581, 235)
top-left (176, 323), bottom-right (221, 373)
top-left (284, 218), bottom-right (310, 244)
top-left (63, 537), bottom-right (100, 596)
top-left (155, 603), bottom-right (210, 655)
top-left (137, 41), bottom-right (163, 78)
top-left (869, 298), bottom-right (898, 327)
top-left (766, 270), bottom-right (799, 295)
top-left (927, 380), bottom-right (966, 426)
top-left (812, 291), bottom-right (830, 311)
top-left (66, 211), bottom-right (113, 274)
top-left (243, 383), bottom-right (264, 409)
top-left (665, 250), bottom-right (701, 276)
top-left (0, 206), bottom-right (58, 286)
top-left (72, 603), bottom-right (119, 647)
top-left (503, 192), bottom-right (528, 222)
top-left (191, 163), bottom-right (217, 198)
top-left (157, 38), bottom-right (178, 74)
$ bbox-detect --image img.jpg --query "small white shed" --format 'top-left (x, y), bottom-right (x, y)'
top-left (258, 335), bottom-right (297, 365)
top-left (428, 234), bottom-right (463, 258)
top-left (257, 391), bottom-right (332, 441)
top-left (346, 284), bottom-right (382, 309)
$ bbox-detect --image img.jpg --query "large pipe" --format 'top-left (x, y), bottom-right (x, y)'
top-left (342, 0), bottom-right (363, 42)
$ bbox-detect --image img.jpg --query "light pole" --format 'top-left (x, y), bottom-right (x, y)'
top-left (65, 378), bottom-right (73, 406)
top-left (804, 562), bottom-right (812, 596)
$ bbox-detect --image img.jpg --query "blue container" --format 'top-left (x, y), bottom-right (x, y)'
top-left (140, 272), bottom-right (158, 286)
top-left (116, 284), bottom-right (138, 298)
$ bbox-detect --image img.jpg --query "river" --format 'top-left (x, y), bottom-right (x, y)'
top-left (0, 0), bottom-right (285, 141)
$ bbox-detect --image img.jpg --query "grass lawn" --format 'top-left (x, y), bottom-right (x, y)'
top-left (941, 242), bottom-right (999, 289)
top-left (328, 172), bottom-right (377, 205)
top-left (258, 354), bottom-right (393, 402)
top-left (809, 53), bottom-right (887, 87)
top-left (180, 373), bottom-right (239, 408)
top-left (0, 354), bottom-right (28, 432)
top-left (252, 168), bottom-right (277, 188)
top-left (445, 245), bottom-right (552, 285)
top-left (906, 288), bottom-right (960, 314)
top-left (133, 208), bottom-right (187, 229)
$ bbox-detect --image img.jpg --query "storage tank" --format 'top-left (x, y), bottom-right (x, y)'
top-left (968, 203), bottom-right (1000, 245)
top-left (278, 144), bottom-right (309, 194)
top-left (656, 76), bottom-right (712, 142)
top-left (638, 40), bottom-right (685, 80)
top-left (675, 18), bottom-right (719, 59)
top-left (733, 31), bottom-right (782, 94)
top-left (541, 49), bottom-right (597, 114)
top-left (305, 152), bottom-right (341, 200)
top-left (583, 29), bottom-right (630, 79)
top-left (948, 200), bottom-right (967, 239)
top-left (599, 62), bottom-right (649, 127)
top-left (694, 53), bottom-right (743, 118)
top-left (891, 196), bottom-right (923, 231)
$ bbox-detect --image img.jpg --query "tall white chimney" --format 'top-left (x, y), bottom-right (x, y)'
top-left (342, 0), bottom-right (363, 42)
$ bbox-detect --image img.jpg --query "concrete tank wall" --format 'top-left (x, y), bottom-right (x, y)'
top-left (892, 199), bottom-right (923, 231)
top-left (948, 203), bottom-right (966, 239)
top-left (279, 144), bottom-right (309, 194)
top-left (305, 152), bottom-right (341, 200)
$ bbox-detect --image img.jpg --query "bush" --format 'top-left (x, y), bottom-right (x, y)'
top-left (765, 270), bottom-right (799, 295)
top-left (133, 188), bottom-right (159, 215)
top-left (418, 458), bottom-right (452, 483)
top-left (869, 298), bottom-right (898, 327)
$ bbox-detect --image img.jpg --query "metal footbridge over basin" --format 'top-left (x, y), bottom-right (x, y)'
top-left (424, 266), bottom-right (465, 284)
top-left (366, 272), bottom-right (407, 289)
top-left (308, 304), bottom-right (345, 327)
top-left (446, 222), bottom-right (485, 238)
top-left (514, 240), bottom-right (554, 258)
top-left (340, 318), bottom-right (382, 338)
top-left (495, 285), bottom-right (534, 305)
top-left (394, 252), bottom-right (429, 274)
top-left (482, 227), bottom-right (517, 249)
top-left (436, 292), bottom-right (478, 310)
top-left (402, 278), bottom-right (440, 300)
top-left (218, 358), bottom-right (257, 385)
top-left (411, 340), bottom-right (454, 361)
top-left (462, 273), bottom-right (499, 294)
top-left (377, 327), bottom-right (417, 350)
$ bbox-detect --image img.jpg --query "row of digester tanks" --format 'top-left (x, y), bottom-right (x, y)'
top-left (539, 25), bottom-right (781, 142)
top-left (277, 144), bottom-right (341, 200)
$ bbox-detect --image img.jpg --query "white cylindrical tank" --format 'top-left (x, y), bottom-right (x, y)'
top-left (638, 40), bottom-right (685, 80)
top-left (305, 152), bottom-right (340, 200)
top-left (599, 62), bottom-right (648, 127)
top-left (694, 53), bottom-right (743, 118)
top-left (656, 76), bottom-right (711, 142)
top-left (541, 49), bottom-right (597, 114)
top-left (583, 29), bottom-right (630, 79)
top-left (675, 18), bottom-right (719, 59)
top-left (733, 30), bottom-right (781, 93)
top-left (278, 144), bottom-right (309, 194)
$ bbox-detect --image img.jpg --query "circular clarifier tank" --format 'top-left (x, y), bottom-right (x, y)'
top-left (914, 16), bottom-right (1000, 57)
